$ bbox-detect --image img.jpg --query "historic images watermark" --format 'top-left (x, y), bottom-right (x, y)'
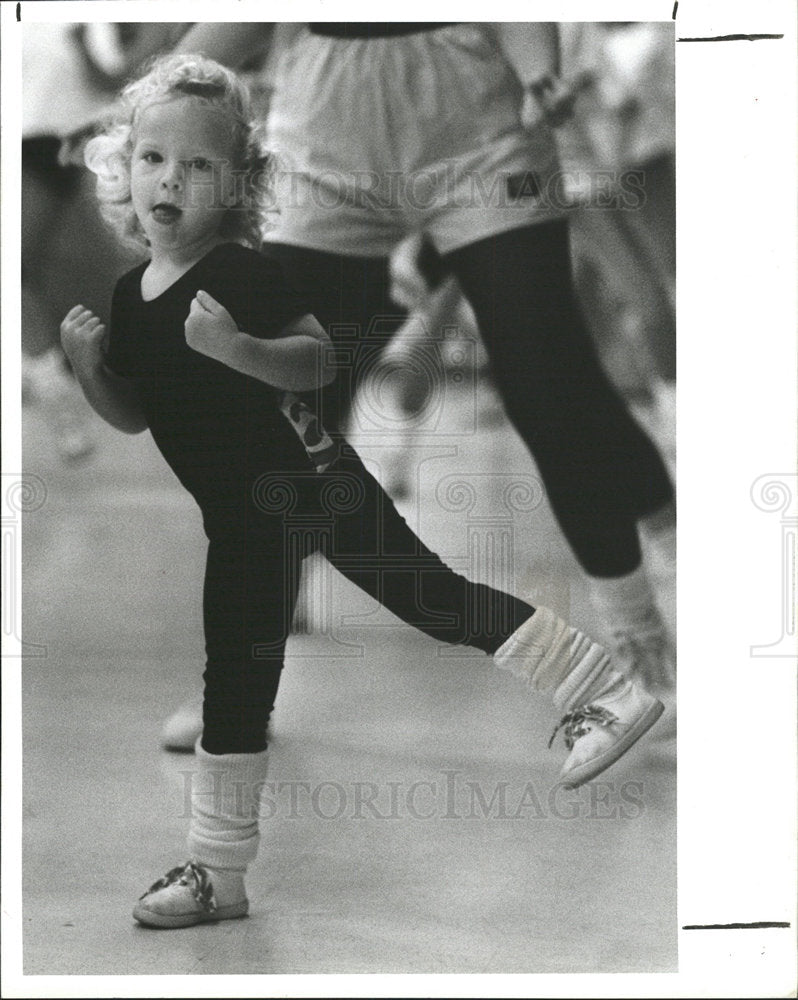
top-left (181, 159), bottom-right (650, 216)
top-left (749, 474), bottom-right (797, 658)
top-left (176, 767), bottom-right (647, 823)
top-left (2, 473), bottom-right (47, 658)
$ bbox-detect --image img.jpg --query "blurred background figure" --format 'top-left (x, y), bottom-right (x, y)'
top-left (367, 24), bottom-right (676, 502)
top-left (21, 22), bottom-right (188, 461)
top-left (353, 21), bottom-right (678, 649)
top-left (554, 21), bottom-right (676, 479)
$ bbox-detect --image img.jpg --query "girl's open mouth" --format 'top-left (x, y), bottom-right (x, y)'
top-left (151, 203), bottom-right (182, 224)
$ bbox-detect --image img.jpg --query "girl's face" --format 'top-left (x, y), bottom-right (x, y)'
top-left (130, 96), bottom-right (240, 262)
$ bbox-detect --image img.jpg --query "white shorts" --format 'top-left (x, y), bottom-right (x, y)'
top-left (263, 23), bottom-right (564, 257)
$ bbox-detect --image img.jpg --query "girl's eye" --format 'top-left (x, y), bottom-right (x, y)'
top-left (142, 151), bottom-right (162, 164)
top-left (189, 158), bottom-right (212, 171)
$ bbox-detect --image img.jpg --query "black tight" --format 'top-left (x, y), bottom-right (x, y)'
top-left (263, 221), bottom-right (674, 578)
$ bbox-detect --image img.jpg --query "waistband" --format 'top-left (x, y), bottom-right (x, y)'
top-left (308, 23), bottom-right (458, 39)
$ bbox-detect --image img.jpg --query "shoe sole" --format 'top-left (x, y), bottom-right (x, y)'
top-left (557, 698), bottom-right (665, 789)
top-left (132, 899), bottom-right (249, 929)
top-left (160, 735), bottom-right (202, 753)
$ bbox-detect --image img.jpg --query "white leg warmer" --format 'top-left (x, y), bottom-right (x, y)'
top-left (186, 744), bottom-right (269, 873)
top-left (494, 607), bottom-right (614, 711)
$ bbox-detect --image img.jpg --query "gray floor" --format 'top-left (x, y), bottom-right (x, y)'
top-left (20, 377), bottom-right (676, 976)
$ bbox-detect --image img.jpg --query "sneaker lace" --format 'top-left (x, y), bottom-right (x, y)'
top-left (139, 860), bottom-right (217, 914)
top-left (548, 704), bottom-right (618, 751)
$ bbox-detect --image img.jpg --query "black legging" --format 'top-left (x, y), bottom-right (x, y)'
top-left (201, 448), bottom-right (534, 754)
top-left (263, 220), bottom-right (674, 579)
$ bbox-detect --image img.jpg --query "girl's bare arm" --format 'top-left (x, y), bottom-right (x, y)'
top-left (184, 292), bottom-right (336, 393)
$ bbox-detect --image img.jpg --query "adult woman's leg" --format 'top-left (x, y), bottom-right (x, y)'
top-left (445, 219), bottom-right (674, 579)
top-left (446, 220), bottom-right (676, 697)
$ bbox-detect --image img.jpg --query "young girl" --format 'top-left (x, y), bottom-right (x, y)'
top-left (61, 54), bottom-right (662, 930)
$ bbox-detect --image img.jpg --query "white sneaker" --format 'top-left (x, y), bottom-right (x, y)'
top-left (550, 675), bottom-right (664, 788)
top-left (160, 697), bottom-right (204, 752)
top-left (133, 861), bottom-right (248, 929)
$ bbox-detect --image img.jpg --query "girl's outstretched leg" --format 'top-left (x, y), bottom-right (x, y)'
top-left (321, 452), bottom-right (663, 785)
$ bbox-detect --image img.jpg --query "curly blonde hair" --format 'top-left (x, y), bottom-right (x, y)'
top-left (84, 53), bottom-right (273, 252)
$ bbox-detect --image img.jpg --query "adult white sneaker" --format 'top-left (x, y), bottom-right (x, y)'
top-left (160, 697), bottom-right (203, 752)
